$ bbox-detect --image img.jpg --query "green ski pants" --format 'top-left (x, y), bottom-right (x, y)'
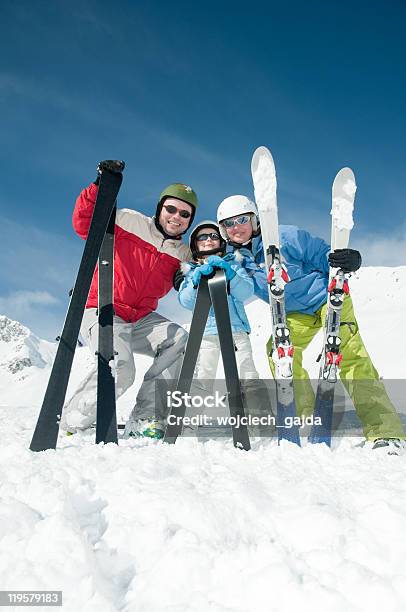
top-left (266, 296), bottom-right (404, 441)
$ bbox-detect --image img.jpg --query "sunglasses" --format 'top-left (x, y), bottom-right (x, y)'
top-left (163, 204), bottom-right (192, 219)
top-left (222, 215), bottom-right (251, 229)
top-left (196, 232), bottom-right (220, 242)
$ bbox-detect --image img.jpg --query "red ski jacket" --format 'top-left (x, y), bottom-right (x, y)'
top-left (73, 183), bottom-right (191, 323)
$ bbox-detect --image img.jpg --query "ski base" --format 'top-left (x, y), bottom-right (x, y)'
top-left (96, 206), bottom-right (118, 445)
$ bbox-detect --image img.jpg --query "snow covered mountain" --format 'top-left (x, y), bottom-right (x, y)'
top-left (0, 315), bottom-right (49, 375)
top-left (1, 267), bottom-right (406, 612)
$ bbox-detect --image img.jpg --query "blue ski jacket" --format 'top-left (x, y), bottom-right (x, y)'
top-left (227, 225), bottom-right (331, 315)
top-left (178, 253), bottom-right (254, 335)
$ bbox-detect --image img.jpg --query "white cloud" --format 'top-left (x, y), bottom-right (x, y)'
top-left (0, 290), bottom-right (59, 323)
top-left (0, 290), bottom-right (58, 307)
top-left (0, 215), bottom-right (81, 291)
top-left (355, 225), bottom-right (406, 267)
top-left (0, 215), bottom-right (81, 339)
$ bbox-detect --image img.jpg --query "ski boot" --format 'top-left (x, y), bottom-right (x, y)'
top-left (372, 438), bottom-right (404, 456)
top-left (123, 418), bottom-right (164, 440)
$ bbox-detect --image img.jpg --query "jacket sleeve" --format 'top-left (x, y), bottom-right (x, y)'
top-left (238, 255), bottom-right (269, 301)
top-left (72, 183), bottom-right (99, 240)
top-left (178, 270), bottom-right (198, 311)
top-left (282, 226), bottom-right (330, 275)
top-left (228, 262), bottom-right (254, 302)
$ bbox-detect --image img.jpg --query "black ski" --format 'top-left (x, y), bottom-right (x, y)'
top-left (208, 272), bottom-right (251, 451)
top-left (30, 169), bottom-right (124, 452)
top-left (163, 276), bottom-right (212, 443)
top-left (96, 206), bottom-right (118, 445)
top-left (163, 271), bottom-right (250, 451)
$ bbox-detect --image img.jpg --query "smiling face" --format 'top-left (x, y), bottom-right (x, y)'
top-left (222, 214), bottom-right (253, 244)
top-left (195, 227), bottom-right (221, 254)
top-left (158, 197), bottom-right (193, 236)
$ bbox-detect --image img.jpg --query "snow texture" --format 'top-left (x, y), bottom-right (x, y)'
top-left (1, 267), bottom-right (406, 612)
top-left (331, 173), bottom-right (356, 232)
top-left (331, 196), bottom-right (354, 231)
top-left (251, 147), bottom-right (277, 212)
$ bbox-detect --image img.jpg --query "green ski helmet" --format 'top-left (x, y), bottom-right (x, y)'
top-left (155, 183), bottom-right (199, 236)
top-left (159, 183), bottom-right (198, 209)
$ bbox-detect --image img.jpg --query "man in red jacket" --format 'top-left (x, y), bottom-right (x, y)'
top-left (61, 160), bottom-right (197, 439)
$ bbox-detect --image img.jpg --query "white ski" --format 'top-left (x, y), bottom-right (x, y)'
top-left (323, 167), bottom-right (357, 383)
top-left (309, 167), bottom-right (357, 446)
top-left (251, 146), bottom-right (300, 445)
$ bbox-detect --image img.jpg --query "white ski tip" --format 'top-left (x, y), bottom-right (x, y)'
top-left (251, 146), bottom-right (277, 212)
top-left (251, 146), bottom-right (275, 175)
top-left (333, 167), bottom-right (357, 196)
top-left (336, 166), bottom-right (354, 176)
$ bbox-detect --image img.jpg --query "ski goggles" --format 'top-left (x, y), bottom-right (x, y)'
top-left (163, 204), bottom-right (192, 219)
top-left (196, 232), bottom-right (220, 242)
top-left (221, 214), bottom-right (251, 229)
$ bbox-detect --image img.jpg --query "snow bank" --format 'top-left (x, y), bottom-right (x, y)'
top-left (1, 418), bottom-right (406, 611)
top-left (1, 267), bottom-right (406, 611)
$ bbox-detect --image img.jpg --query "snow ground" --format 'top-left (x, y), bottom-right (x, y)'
top-left (1, 267), bottom-right (406, 612)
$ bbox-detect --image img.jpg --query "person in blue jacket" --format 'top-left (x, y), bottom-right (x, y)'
top-left (216, 195), bottom-right (404, 452)
top-left (176, 220), bottom-right (271, 429)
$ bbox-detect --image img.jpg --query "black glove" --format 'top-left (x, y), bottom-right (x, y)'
top-left (328, 248), bottom-right (362, 273)
top-left (173, 268), bottom-right (185, 292)
top-left (94, 160), bottom-right (125, 185)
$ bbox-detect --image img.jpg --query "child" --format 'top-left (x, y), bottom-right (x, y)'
top-left (177, 221), bottom-right (270, 431)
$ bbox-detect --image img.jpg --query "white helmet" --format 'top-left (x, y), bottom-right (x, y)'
top-left (217, 195), bottom-right (258, 240)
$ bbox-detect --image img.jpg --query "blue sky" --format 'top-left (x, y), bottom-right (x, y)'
top-left (1, 0), bottom-right (405, 338)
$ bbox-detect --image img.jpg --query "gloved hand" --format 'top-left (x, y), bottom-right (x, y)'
top-left (94, 160), bottom-right (125, 185)
top-left (206, 255), bottom-right (236, 281)
top-left (173, 269), bottom-right (185, 292)
top-left (192, 263), bottom-right (215, 287)
top-left (328, 248), bottom-right (362, 273)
